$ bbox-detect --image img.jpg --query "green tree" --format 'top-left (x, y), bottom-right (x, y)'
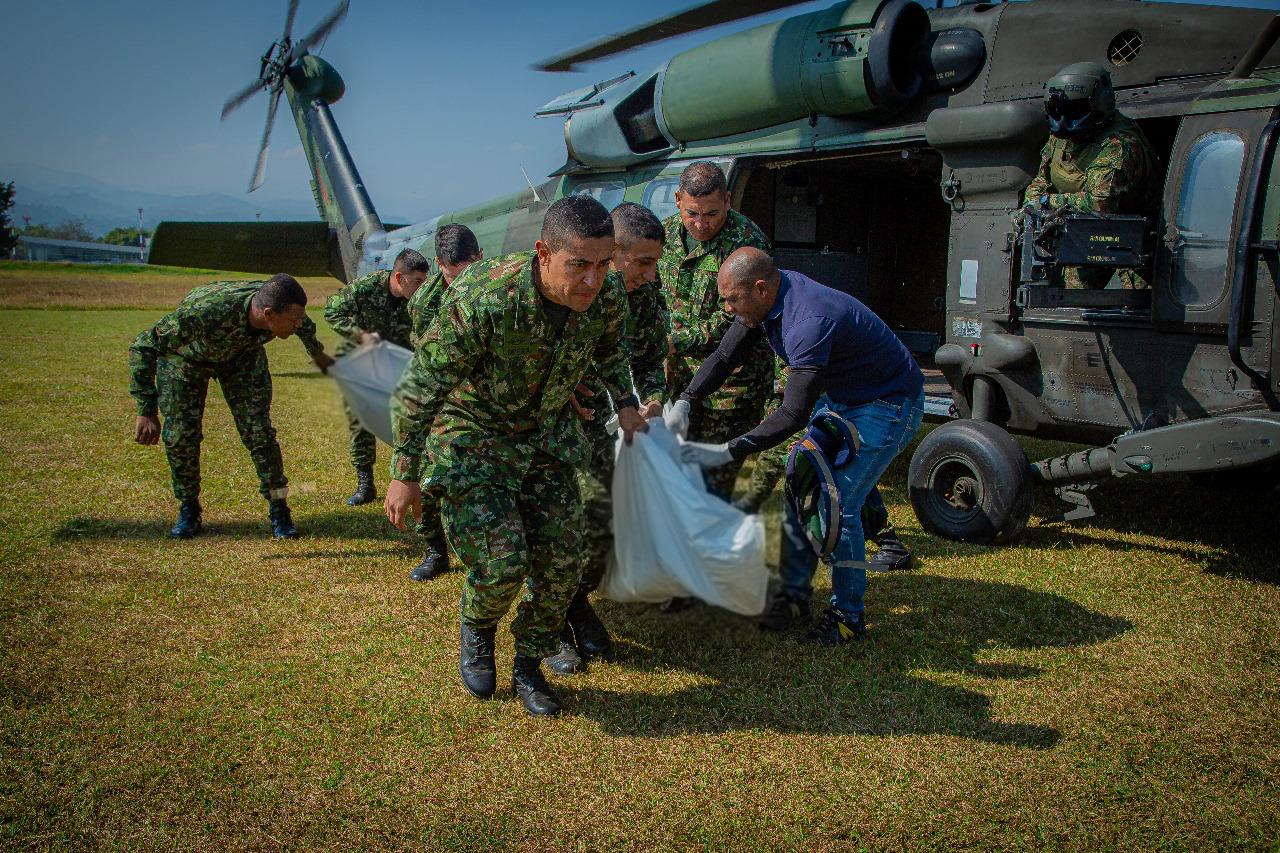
top-left (21, 223), bottom-right (55, 238)
top-left (101, 226), bottom-right (151, 246)
top-left (52, 218), bottom-right (96, 242)
top-left (0, 181), bottom-right (16, 257)
top-left (22, 218), bottom-right (96, 242)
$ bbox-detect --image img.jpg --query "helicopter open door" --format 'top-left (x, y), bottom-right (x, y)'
top-left (1153, 108), bottom-right (1279, 401)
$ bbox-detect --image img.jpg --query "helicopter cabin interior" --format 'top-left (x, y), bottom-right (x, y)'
top-left (732, 148), bottom-right (953, 408)
top-left (724, 113), bottom-right (1184, 413)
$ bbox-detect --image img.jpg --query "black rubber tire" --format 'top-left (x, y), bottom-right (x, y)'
top-left (908, 420), bottom-right (1034, 545)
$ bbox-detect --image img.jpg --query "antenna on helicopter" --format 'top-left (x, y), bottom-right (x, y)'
top-left (219, 0), bottom-right (351, 192)
top-left (520, 167), bottom-right (545, 203)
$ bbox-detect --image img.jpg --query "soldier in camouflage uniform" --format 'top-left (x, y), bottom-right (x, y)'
top-left (401, 224), bottom-right (483, 582)
top-left (407, 224), bottom-right (485, 341)
top-left (1021, 62), bottom-right (1158, 289)
top-left (660, 161), bottom-right (776, 501)
top-left (557, 202), bottom-right (669, 672)
top-left (129, 274), bottom-right (334, 540)
top-left (324, 248), bottom-right (431, 506)
top-left (384, 196), bottom-right (647, 717)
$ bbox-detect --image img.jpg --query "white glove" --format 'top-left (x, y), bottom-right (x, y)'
top-left (680, 441), bottom-right (733, 469)
top-left (664, 398), bottom-right (691, 439)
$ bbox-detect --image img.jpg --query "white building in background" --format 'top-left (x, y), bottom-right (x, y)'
top-left (14, 236), bottom-right (146, 264)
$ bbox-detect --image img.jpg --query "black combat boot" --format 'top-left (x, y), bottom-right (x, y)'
top-left (346, 466), bottom-right (376, 506)
top-left (168, 500), bottom-right (202, 540)
top-left (545, 627), bottom-right (585, 675)
top-left (658, 596), bottom-right (696, 613)
top-left (409, 537), bottom-right (451, 581)
top-left (566, 589), bottom-right (613, 659)
top-left (268, 499), bottom-right (299, 539)
top-left (867, 529), bottom-right (913, 572)
top-left (459, 625), bottom-right (497, 699)
top-left (799, 607), bottom-right (867, 647)
top-left (511, 654), bottom-right (562, 716)
top-left (757, 590), bottom-right (811, 632)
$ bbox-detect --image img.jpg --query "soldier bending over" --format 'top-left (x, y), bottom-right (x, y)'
top-left (129, 274), bottom-right (334, 539)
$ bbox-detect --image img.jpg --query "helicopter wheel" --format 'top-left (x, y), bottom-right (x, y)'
top-left (909, 420), bottom-right (1033, 544)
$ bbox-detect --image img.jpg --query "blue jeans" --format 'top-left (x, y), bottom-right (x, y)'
top-left (778, 391), bottom-right (925, 618)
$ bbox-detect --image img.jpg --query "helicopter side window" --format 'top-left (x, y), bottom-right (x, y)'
top-left (570, 180), bottom-right (626, 211)
top-left (643, 178), bottom-right (680, 220)
top-left (1170, 131), bottom-right (1247, 309)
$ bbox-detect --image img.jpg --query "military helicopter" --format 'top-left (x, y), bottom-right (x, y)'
top-left (148, 0), bottom-right (1280, 544)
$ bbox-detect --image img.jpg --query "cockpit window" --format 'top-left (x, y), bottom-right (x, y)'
top-left (643, 177), bottom-right (680, 220)
top-left (1171, 131), bottom-right (1246, 308)
top-left (569, 180), bottom-right (626, 211)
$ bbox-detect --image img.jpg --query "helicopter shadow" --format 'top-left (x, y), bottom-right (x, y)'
top-left (563, 574), bottom-right (1130, 745)
top-left (1023, 473), bottom-right (1280, 584)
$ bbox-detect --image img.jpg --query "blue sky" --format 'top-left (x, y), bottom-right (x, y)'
top-left (1, 0), bottom-right (1277, 223)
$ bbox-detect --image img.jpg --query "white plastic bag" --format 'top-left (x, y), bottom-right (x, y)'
top-left (601, 421), bottom-right (768, 616)
top-left (327, 341), bottom-right (412, 445)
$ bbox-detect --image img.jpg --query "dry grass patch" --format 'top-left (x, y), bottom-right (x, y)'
top-left (0, 270), bottom-right (1278, 850)
top-left (0, 260), bottom-right (340, 309)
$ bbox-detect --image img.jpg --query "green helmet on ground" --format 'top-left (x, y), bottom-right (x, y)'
top-left (1043, 62), bottom-right (1116, 139)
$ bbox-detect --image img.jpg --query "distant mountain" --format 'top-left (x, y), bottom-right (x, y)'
top-left (0, 162), bottom-right (408, 238)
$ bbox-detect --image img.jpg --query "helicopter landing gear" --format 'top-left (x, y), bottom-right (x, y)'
top-left (908, 420), bottom-right (1034, 544)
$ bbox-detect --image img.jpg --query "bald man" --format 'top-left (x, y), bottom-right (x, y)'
top-left (671, 248), bottom-right (925, 646)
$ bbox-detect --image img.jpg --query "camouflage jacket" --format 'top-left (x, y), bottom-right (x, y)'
top-left (1023, 113), bottom-right (1157, 215)
top-left (323, 269), bottom-right (413, 355)
top-left (128, 280), bottom-right (324, 417)
top-left (407, 271), bottom-right (447, 347)
top-left (659, 208), bottom-right (776, 411)
top-left (582, 272), bottom-right (669, 411)
top-left (389, 252), bottom-right (633, 487)
top-left (622, 276), bottom-right (669, 406)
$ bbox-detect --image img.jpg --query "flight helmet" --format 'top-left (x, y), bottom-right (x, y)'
top-left (1043, 62), bottom-right (1115, 139)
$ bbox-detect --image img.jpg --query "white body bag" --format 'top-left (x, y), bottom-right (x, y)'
top-left (601, 421), bottom-right (768, 616)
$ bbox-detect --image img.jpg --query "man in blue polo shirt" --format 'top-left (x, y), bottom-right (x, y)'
top-left (670, 247), bottom-right (925, 645)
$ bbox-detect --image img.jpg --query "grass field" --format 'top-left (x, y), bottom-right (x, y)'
top-left (0, 263), bottom-right (1277, 850)
top-left (0, 262), bottom-right (339, 309)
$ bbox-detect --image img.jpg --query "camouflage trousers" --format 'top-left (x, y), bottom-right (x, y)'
top-left (731, 428), bottom-right (894, 536)
top-left (576, 425), bottom-right (617, 593)
top-left (157, 349), bottom-right (286, 502)
top-left (738, 442), bottom-right (788, 509)
top-left (343, 397), bottom-right (378, 470)
top-left (1063, 266), bottom-right (1147, 290)
top-left (688, 398), bottom-right (771, 500)
top-left (444, 450), bottom-right (584, 659)
top-left (414, 486), bottom-right (446, 543)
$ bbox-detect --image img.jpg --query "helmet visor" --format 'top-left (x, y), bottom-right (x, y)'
top-left (1045, 90), bottom-right (1092, 124)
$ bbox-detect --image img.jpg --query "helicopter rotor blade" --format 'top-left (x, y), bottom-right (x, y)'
top-left (294, 0), bottom-right (350, 56)
top-left (534, 0), bottom-right (812, 72)
top-left (221, 77), bottom-right (267, 122)
top-left (282, 0), bottom-right (300, 43)
top-left (248, 87), bottom-right (282, 193)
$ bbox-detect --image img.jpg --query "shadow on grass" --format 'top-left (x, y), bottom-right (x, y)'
top-left (52, 509), bottom-right (417, 545)
top-left (272, 371), bottom-right (330, 379)
top-left (1021, 473), bottom-right (1280, 584)
top-left (571, 574), bottom-right (1129, 746)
